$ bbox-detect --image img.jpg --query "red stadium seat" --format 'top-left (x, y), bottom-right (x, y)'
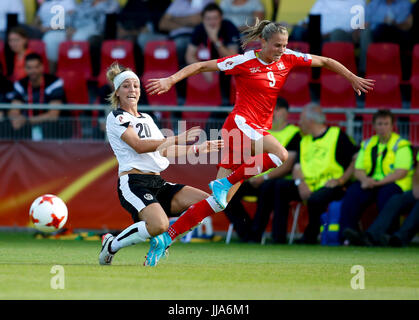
top-left (98, 40), bottom-right (136, 87)
top-left (57, 41), bottom-right (92, 80)
top-left (364, 74), bottom-right (401, 109)
top-left (287, 108), bottom-right (300, 124)
top-left (60, 70), bottom-right (89, 104)
top-left (27, 39), bottom-right (49, 73)
top-left (143, 40), bottom-right (178, 74)
top-left (411, 75), bottom-right (419, 109)
top-left (59, 70), bottom-right (90, 138)
top-left (411, 44), bottom-right (419, 80)
top-left (279, 72), bottom-right (311, 107)
top-left (320, 74), bottom-right (356, 122)
top-left (366, 43), bottom-right (402, 80)
top-left (183, 73), bottom-right (222, 128)
top-left (142, 70), bottom-right (178, 126)
top-left (321, 42), bottom-right (357, 77)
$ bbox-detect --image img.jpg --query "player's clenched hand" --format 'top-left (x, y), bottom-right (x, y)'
top-left (177, 126), bottom-right (202, 144)
top-left (350, 75), bottom-right (375, 96)
top-left (145, 77), bottom-right (173, 95)
top-left (197, 140), bottom-right (224, 154)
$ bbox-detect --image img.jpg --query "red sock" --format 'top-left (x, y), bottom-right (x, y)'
top-left (167, 199), bottom-right (215, 240)
top-left (226, 153), bottom-right (278, 185)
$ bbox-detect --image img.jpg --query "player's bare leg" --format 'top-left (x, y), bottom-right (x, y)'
top-left (210, 135), bottom-right (287, 208)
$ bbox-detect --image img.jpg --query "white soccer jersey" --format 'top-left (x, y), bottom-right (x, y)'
top-left (106, 108), bottom-right (170, 175)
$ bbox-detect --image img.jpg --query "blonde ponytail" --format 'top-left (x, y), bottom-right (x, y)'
top-left (241, 18), bottom-right (288, 50)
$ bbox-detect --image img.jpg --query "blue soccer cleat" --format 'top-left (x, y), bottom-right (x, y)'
top-left (144, 232), bottom-right (172, 267)
top-left (208, 177), bottom-right (232, 209)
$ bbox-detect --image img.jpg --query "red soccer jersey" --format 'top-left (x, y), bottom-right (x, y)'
top-left (217, 49), bottom-right (312, 129)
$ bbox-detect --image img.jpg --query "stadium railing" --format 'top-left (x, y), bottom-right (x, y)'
top-left (1, 103), bottom-right (419, 146)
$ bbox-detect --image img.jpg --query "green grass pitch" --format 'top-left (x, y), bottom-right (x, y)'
top-left (0, 232), bottom-right (418, 300)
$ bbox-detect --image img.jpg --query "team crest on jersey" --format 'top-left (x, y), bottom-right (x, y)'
top-left (276, 62), bottom-right (285, 70)
top-left (224, 60), bottom-right (234, 69)
top-left (250, 67), bottom-right (261, 73)
top-left (144, 193), bottom-right (153, 201)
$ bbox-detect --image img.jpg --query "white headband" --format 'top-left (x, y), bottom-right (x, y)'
top-left (113, 71), bottom-right (140, 91)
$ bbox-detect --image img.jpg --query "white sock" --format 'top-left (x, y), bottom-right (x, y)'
top-left (110, 221), bottom-right (150, 253)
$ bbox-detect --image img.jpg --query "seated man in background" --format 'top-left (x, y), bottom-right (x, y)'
top-left (253, 104), bottom-right (358, 244)
top-left (223, 97), bottom-right (301, 242)
top-left (344, 150), bottom-right (419, 247)
top-left (159, 0), bottom-right (213, 68)
top-left (340, 109), bottom-right (413, 245)
top-left (289, 0), bottom-right (366, 42)
top-left (185, 2), bottom-right (240, 105)
top-left (7, 53), bottom-right (69, 140)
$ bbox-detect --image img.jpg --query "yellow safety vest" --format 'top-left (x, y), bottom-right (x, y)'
top-left (269, 124), bottom-right (301, 149)
top-left (266, 124), bottom-right (301, 179)
top-left (361, 132), bottom-right (413, 191)
top-left (300, 126), bottom-right (344, 192)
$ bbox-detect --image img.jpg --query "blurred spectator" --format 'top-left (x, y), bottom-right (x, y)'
top-left (68, 0), bottom-right (119, 41)
top-left (0, 0), bottom-right (25, 40)
top-left (223, 97), bottom-right (301, 242)
top-left (289, 0), bottom-right (366, 42)
top-left (68, 0), bottom-right (120, 75)
top-left (185, 2), bottom-right (240, 104)
top-left (7, 26), bottom-right (33, 81)
top-left (186, 3), bottom-right (240, 65)
top-left (34, 0), bottom-right (76, 73)
top-left (359, 0), bottom-right (413, 75)
top-left (340, 109), bottom-right (413, 245)
top-left (253, 105), bottom-right (358, 244)
top-left (158, 0), bottom-right (214, 68)
top-left (219, 0), bottom-right (264, 32)
top-left (6, 53), bottom-right (69, 140)
top-left (116, 0), bottom-right (171, 50)
top-left (343, 151), bottom-right (419, 247)
top-left (0, 69), bottom-right (14, 138)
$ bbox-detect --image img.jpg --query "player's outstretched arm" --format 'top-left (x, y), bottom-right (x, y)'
top-left (122, 126), bottom-right (202, 154)
top-left (310, 55), bottom-right (375, 96)
top-left (161, 139), bottom-right (224, 158)
top-left (145, 59), bottom-right (220, 96)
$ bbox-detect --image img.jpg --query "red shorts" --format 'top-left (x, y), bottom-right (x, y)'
top-left (218, 114), bottom-right (270, 171)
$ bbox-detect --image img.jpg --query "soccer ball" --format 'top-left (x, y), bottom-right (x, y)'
top-left (29, 194), bottom-right (68, 233)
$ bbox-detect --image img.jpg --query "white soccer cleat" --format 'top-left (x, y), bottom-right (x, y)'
top-left (99, 233), bottom-right (115, 265)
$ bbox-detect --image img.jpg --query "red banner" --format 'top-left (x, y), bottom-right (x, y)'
top-left (0, 141), bottom-right (230, 231)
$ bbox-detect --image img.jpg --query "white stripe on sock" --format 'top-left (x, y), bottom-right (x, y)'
top-left (111, 221), bottom-right (150, 252)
